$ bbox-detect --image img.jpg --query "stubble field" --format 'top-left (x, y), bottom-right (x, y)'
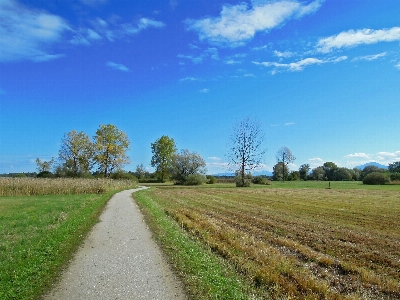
top-left (137, 185), bottom-right (400, 299)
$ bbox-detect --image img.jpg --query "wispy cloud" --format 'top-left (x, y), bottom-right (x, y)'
top-left (178, 47), bottom-right (219, 64)
top-left (179, 77), bottom-right (198, 82)
top-left (0, 0), bottom-right (70, 62)
top-left (185, 0), bottom-right (324, 47)
top-left (253, 56), bottom-right (347, 73)
top-left (122, 18), bottom-right (165, 35)
top-left (317, 27), bottom-right (400, 53)
top-left (199, 88), bottom-right (210, 93)
top-left (106, 61), bottom-right (130, 72)
top-left (285, 122), bottom-right (295, 126)
top-left (352, 52), bottom-right (387, 61)
top-left (308, 157), bottom-right (324, 168)
top-left (274, 50), bottom-right (295, 58)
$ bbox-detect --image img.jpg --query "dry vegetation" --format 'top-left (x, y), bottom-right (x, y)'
top-left (149, 187), bottom-right (400, 299)
top-left (0, 177), bottom-right (136, 196)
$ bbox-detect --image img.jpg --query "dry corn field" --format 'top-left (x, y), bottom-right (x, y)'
top-left (150, 187), bottom-right (400, 299)
top-left (0, 178), bottom-right (136, 196)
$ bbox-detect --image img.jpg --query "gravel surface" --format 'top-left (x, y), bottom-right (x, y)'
top-left (44, 187), bottom-right (187, 300)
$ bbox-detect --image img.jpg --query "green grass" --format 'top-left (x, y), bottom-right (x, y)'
top-left (135, 189), bottom-right (255, 300)
top-left (0, 192), bottom-right (114, 299)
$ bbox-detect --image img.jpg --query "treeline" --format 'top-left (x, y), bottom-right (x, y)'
top-left (273, 161), bottom-right (400, 185)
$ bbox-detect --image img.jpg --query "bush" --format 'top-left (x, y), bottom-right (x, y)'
top-left (110, 171), bottom-right (137, 181)
top-left (206, 175), bottom-right (217, 184)
top-left (252, 176), bottom-right (267, 184)
top-left (184, 174), bottom-right (207, 186)
top-left (236, 177), bottom-right (251, 187)
top-left (36, 171), bottom-right (54, 178)
top-left (362, 172), bottom-right (390, 185)
top-left (390, 172), bottom-right (400, 181)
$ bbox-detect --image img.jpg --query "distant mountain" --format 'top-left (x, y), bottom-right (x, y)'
top-left (355, 162), bottom-right (388, 170)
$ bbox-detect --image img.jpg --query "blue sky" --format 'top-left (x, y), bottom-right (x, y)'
top-left (1, 0), bottom-right (400, 175)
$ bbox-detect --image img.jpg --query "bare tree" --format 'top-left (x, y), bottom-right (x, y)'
top-left (227, 117), bottom-right (266, 187)
top-left (276, 147), bottom-right (296, 182)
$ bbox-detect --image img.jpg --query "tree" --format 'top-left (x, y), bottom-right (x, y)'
top-left (311, 166), bottom-right (325, 181)
top-left (299, 164), bottom-right (310, 180)
top-left (93, 124), bottom-right (130, 178)
top-left (388, 161), bottom-right (400, 173)
top-left (227, 117), bottom-right (266, 187)
top-left (276, 147), bottom-right (295, 182)
top-left (170, 149), bottom-right (207, 185)
top-left (333, 167), bottom-right (352, 181)
top-left (134, 164), bottom-right (148, 180)
top-left (58, 130), bottom-right (94, 177)
top-left (151, 135), bottom-right (176, 182)
top-left (35, 157), bottom-right (54, 173)
top-left (322, 162), bottom-right (338, 181)
top-left (360, 165), bottom-right (385, 180)
top-left (273, 162), bottom-right (288, 181)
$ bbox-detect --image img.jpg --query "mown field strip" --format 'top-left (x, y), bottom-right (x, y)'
top-left (143, 186), bottom-right (400, 299)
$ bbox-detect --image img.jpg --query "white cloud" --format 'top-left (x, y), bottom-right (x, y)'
top-left (122, 18), bottom-right (165, 35)
top-left (344, 151), bottom-right (400, 168)
top-left (225, 59), bottom-right (243, 65)
top-left (185, 0), bottom-right (324, 47)
top-left (345, 153), bottom-right (371, 159)
top-left (308, 157), bottom-right (323, 168)
top-left (179, 77), bottom-right (198, 82)
top-left (106, 61), bottom-right (130, 72)
top-left (317, 27), bottom-right (400, 53)
top-left (253, 56), bottom-right (347, 72)
top-left (199, 88), bottom-right (210, 93)
top-left (274, 50), bottom-right (295, 58)
top-left (284, 122), bottom-right (295, 126)
top-left (0, 0), bottom-right (70, 62)
top-left (395, 63), bottom-right (400, 70)
top-left (352, 52), bottom-right (387, 61)
top-left (71, 28), bottom-right (103, 45)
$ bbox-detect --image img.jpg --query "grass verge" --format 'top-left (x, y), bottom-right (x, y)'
top-left (0, 192), bottom-right (115, 299)
top-left (134, 189), bottom-right (257, 300)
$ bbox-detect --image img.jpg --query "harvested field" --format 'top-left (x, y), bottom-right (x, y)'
top-left (147, 187), bottom-right (400, 299)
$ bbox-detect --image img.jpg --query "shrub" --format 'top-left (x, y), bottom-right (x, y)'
top-left (184, 174), bottom-right (207, 186)
top-left (110, 170), bottom-right (138, 181)
top-left (236, 177), bottom-right (251, 187)
top-left (206, 175), bottom-right (217, 184)
top-left (36, 171), bottom-right (54, 178)
top-left (390, 172), bottom-right (400, 181)
top-left (252, 176), bottom-right (267, 184)
top-left (362, 172), bottom-right (390, 185)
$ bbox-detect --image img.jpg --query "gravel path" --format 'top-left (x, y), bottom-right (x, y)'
top-left (44, 187), bottom-right (187, 300)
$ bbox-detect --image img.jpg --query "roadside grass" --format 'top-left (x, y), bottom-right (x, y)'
top-left (136, 184), bottom-right (400, 299)
top-left (134, 190), bottom-right (256, 300)
top-left (0, 178), bottom-right (137, 300)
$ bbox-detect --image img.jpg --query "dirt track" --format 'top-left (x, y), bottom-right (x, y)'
top-left (44, 187), bottom-right (186, 300)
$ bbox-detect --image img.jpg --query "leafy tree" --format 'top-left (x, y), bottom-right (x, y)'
top-left (360, 165), bottom-right (385, 180)
top-left (388, 161), bottom-right (400, 173)
top-left (351, 168), bottom-right (361, 181)
top-left (273, 162), bottom-right (289, 181)
top-left (288, 171), bottom-right (300, 181)
top-left (93, 124), bottom-right (130, 178)
top-left (363, 172), bottom-right (390, 185)
top-left (151, 135), bottom-right (176, 182)
top-left (322, 162), bottom-right (338, 181)
top-left (276, 147), bottom-right (295, 182)
top-left (58, 130), bottom-right (94, 177)
top-left (299, 164), bottom-right (310, 180)
top-left (170, 149), bottom-right (207, 185)
top-left (333, 167), bottom-right (352, 181)
top-left (311, 166), bottom-right (325, 181)
top-left (227, 117), bottom-right (266, 187)
top-left (35, 157), bottom-right (54, 173)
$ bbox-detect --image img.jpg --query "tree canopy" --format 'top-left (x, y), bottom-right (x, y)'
top-left (151, 135), bottom-right (176, 182)
top-left (276, 147), bottom-right (295, 182)
top-left (93, 124), bottom-right (130, 177)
